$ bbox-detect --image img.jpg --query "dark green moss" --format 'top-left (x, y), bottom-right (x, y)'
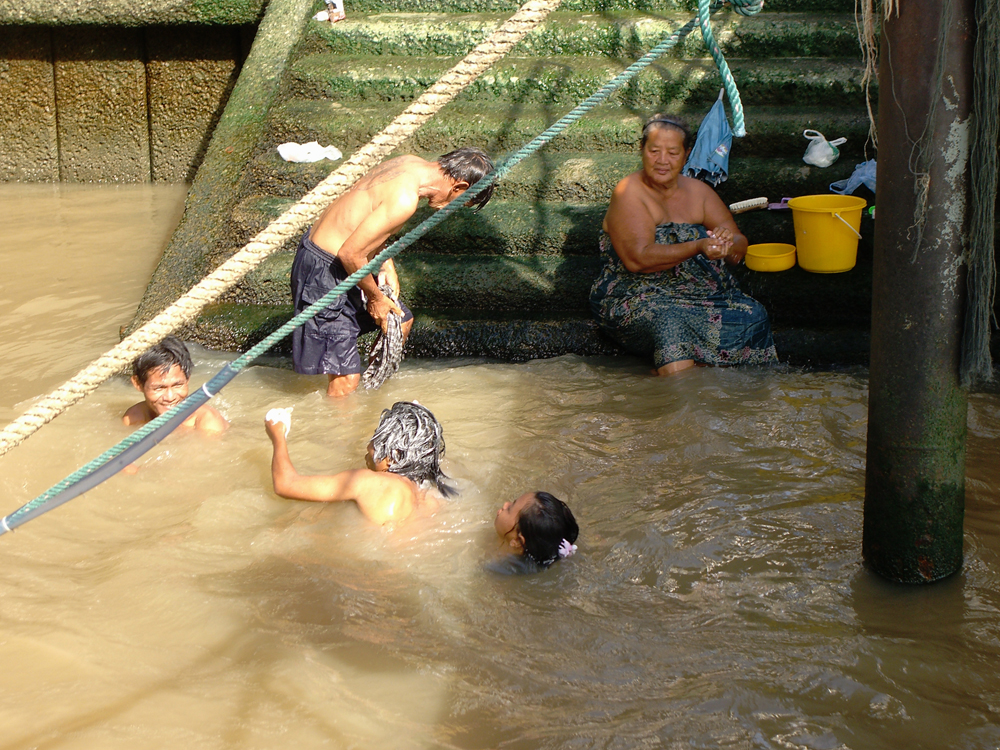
top-left (2, 0), bottom-right (265, 25)
top-left (287, 53), bottom-right (867, 109)
top-left (265, 99), bottom-right (872, 159)
top-left (304, 12), bottom-right (859, 60)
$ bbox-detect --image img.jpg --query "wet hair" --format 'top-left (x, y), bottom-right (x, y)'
top-left (438, 147), bottom-right (495, 211)
top-left (132, 336), bottom-right (192, 387)
top-left (640, 113), bottom-right (694, 151)
top-left (518, 492), bottom-right (579, 568)
top-left (369, 401), bottom-right (457, 497)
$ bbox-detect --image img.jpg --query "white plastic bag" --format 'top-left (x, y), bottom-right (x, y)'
top-left (802, 129), bottom-right (846, 168)
top-left (277, 141), bottom-right (343, 163)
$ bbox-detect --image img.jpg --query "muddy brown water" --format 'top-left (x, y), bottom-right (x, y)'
top-left (2, 184), bottom-right (1000, 749)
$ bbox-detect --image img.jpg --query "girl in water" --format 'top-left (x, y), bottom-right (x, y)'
top-left (493, 491), bottom-right (579, 573)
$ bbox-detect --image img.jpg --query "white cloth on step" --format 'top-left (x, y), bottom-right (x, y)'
top-left (277, 141), bottom-right (343, 163)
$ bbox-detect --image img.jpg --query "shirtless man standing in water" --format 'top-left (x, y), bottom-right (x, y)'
top-left (291, 148), bottom-right (495, 397)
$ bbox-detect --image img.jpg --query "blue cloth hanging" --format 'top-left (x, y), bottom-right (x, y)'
top-left (829, 159), bottom-right (877, 195)
top-left (683, 91), bottom-right (732, 187)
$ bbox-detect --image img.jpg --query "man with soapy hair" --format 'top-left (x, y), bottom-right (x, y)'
top-left (264, 401), bottom-right (456, 525)
top-left (291, 148), bottom-right (495, 398)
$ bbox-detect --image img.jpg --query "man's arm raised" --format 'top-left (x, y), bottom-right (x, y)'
top-left (264, 416), bottom-right (415, 525)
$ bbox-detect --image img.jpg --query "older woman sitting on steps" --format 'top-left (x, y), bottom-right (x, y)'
top-left (590, 114), bottom-right (777, 375)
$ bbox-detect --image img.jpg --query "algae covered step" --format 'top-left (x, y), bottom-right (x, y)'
top-left (265, 99), bottom-right (872, 158)
top-left (187, 303), bottom-right (621, 360)
top-left (302, 11), bottom-right (860, 60)
top-left (216, 245), bottom-right (603, 310)
top-left (240, 149), bottom-right (864, 209)
top-left (187, 302), bottom-right (869, 368)
top-left (345, 0), bottom-right (858, 13)
top-left (229, 194), bottom-right (806, 261)
top-left (288, 53), bottom-right (866, 109)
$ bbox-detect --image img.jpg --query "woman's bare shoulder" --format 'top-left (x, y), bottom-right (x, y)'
top-left (677, 174), bottom-right (713, 196)
top-left (613, 170), bottom-right (645, 194)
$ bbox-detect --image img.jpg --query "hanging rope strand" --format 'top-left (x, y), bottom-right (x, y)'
top-left (697, 0), bottom-right (763, 138)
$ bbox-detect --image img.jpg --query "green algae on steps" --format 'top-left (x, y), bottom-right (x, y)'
top-left (229, 194), bottom-right (806, 259)
top-left (265, 99), bottom-right (872, 159)
top-left (119, 0), bottom-right (879, 365)
top-left (345, 0), bottom-right (859, 13)
top-left (187, 302), bottom-right (872, 367)
top-left (211, 209), bottom-right (875, 328)
top-left (288, 53), bottom-right (867, 109)
top-left (302, 11), bottom-right (861, 60)
top-left (238, 149), bottom-right (863, 208)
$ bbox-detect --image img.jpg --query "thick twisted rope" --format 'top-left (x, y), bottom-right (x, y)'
top-left (697, 0), bottom-right (762, 138)
top-left (0, 0), bottom-right (564, 459)
top-left (1, 9), bottom-right (723, 535)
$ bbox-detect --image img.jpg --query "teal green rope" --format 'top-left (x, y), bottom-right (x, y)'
top-left (3, 3), bottom-right (757, 533)
top-left (698, 0), bottom-right (763, 138)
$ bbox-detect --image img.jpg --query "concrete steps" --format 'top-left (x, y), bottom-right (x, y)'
top-left (241, 149), bottom-right (867, 205)
top-left (221, 189), bottom-right (874, 330)
top-left (346, 0), bottom-right (858, 13)
top-left (301, 12), bottom-right (861, 59)
top-left (286, 53), bottom-right (866, 108)
top-left (265, 100), bottom-right (871, 157)
top-left (192, 301), bottom-right (871, 367)
top-left (143, 0), bottom-right (879, 366)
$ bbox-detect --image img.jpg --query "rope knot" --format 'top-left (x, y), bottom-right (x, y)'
top-left (728, 0), bottom-right (764, 16)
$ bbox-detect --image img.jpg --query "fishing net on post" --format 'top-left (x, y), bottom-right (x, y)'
top-left (962, 0), bottom-right (999, 385)
top-left (857, 0), bottom-right (997, 385)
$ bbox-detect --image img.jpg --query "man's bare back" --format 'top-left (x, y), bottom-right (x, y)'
top-left (290, 148), bottom-right (495, 397)
top-left (264, 401), bottom-right (453, 526)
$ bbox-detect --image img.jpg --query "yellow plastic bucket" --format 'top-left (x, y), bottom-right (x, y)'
top-left (787, 195), bottom-right (867, 273)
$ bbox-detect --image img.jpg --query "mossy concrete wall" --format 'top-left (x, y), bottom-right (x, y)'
top-left (0, 26), bottom-right (250, 182)
top-left (126, 0), bottom-right (317, 332)
top-left (0, 0), bottom-right (264, 26)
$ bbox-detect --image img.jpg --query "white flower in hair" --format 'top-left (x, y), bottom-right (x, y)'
top-left (558, 539), bottom-right (577, 559)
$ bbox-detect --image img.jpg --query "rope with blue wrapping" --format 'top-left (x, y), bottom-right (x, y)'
top-left (698, 0), bottom-right (764, 138)
top-left (0, 0), bottom-right (760, 536)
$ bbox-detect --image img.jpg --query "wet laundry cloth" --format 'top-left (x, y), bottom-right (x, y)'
top-left (277, 141), bottom-right (343, 163)
top-left (290, 232), bottom-right (413, 376)
top-left (829, 160), bottom-right (877, 195)
top-left (590, 222), bottom-right (777, 369)
top-left (683, 91), bottom-right (732, 187)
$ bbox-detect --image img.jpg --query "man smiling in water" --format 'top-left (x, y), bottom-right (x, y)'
top-left (123, 336), bottom-right (229, 433)
top-left (264, 401), bottom-right (455, 525)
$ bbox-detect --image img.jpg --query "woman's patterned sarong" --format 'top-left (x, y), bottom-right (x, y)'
top-left (589, 222), bottom-right (778, 369)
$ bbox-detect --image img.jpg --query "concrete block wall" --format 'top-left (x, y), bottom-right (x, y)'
top-left (0, 25), bottom-right (249, 182)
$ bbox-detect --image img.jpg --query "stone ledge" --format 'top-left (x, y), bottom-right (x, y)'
top-left (0, 0), bottom-right (265, 25)
top-left (302, 11), bottom-right (860, 60)
top-left (287, 53), bottom-right (868, 109)
top-left (185, 302), bottom-right (874, 368)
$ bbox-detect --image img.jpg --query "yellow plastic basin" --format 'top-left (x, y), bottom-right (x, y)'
top-left (745, 243), bottom-right (796, 272)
